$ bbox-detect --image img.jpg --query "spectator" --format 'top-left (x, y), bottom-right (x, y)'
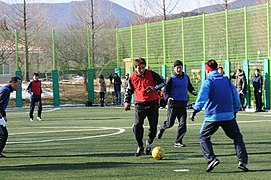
top-left (218, 67), bottom-right (224, 75)
top-left (98, 74), bottom-right (106, 107)
top-left (252, 68), bottom-right (263, 112)
top-left (113, 73), bottom-right (122, 106)
top-left (235, 69), bottom-right (246, 111)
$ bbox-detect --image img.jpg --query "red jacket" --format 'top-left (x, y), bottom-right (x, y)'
top-left (125, 69), bottom-right (165, 103)
top-left (27, 80), bottom-right (42, 96)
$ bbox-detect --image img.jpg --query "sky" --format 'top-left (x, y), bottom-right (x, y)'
top-left (0, 0), bottom-right (227, 14)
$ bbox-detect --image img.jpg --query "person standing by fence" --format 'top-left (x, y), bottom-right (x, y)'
top-left (98, 74), bottom-right (106, 107)
top-left (114, 73), bottom-right (122, 106)
top-left (252, 68), bottom-right (263, 112)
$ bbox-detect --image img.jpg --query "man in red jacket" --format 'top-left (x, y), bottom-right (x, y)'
top-left (124, 58), bottom-right (165, 157)
top-left (27, 73), bottom-right (43, 121)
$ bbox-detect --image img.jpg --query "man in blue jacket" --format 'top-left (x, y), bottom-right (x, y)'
top-left (0, 77), bottom-right (21, 157)
top-left (190, 59), bottom-right (248, 172)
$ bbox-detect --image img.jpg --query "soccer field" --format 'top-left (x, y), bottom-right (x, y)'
top-left (1, 107), bottom-right (270, 179)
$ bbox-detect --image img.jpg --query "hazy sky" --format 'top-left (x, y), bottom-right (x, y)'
top-left (0, 0), bottom-right (226, 13)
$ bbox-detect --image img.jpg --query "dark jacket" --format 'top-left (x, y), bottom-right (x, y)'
top-left (0, 85), bottom-right (13, 118)
top-left (114, 76), bottom-right (122, 92)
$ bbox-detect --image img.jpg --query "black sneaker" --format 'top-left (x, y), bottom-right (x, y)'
top-left (238, 161), bottom-right (249, 172)
top-left (145, 143), bottom-right (152, 155)
top-left (0, 153), bottom-right (6, 158)
top-left (135, 147), bottom-right (144, 157)
top-left (157, 129), bottom-right (165, 139)
top-left (206, 159), bottom-right (220, 172)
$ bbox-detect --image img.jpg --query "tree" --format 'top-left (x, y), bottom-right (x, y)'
top-left (0, 0), bottom-right (51, 81)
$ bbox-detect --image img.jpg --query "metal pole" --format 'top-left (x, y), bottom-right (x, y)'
top-left (87, 29), bottom-right (91, 69)
top-left (115, 28), bottom-right (119, 68)
top-left (130, 26), bottom-right (134, 64)
top-left (145, 23), bottom-right (149, 65)
top-left (52, 29), bottom-right (56, 70)
top-left (181, 17), bottom-right (185, 64)
top-left (244, 6), bottom-right (248, 60)
top-left (202, 14), bottom-right (206, 63)
top-left (162, 20), bottom-right (166, 65)
top-left (225, 9), bottom-right (229, 60)
top-left (15, 30), bottom-right (19, 71)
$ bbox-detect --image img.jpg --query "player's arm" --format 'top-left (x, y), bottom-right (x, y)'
top-left (0, 89), bottom-right (9, 120)
top-left (27, 81), bottom-right (33, 94)
top-left (187, 76), bottom-right (197, 96)
top-left (151, 71), bottom-right (165, 91)
top-left (163, 77), bottom-right (173, 101)
top-left (124, 78), bottom-right (134, 104)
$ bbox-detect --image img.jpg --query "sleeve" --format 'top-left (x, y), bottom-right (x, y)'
top-left (187, 76), bottom-right (196, 94)
top-left (40, 81), bottom-right (42, 94)
top-left (260, 76), bottom-right (263, 90)
top-left (163, 77), bottom-right (173, 100)
top-left (124, 78), bottom-right (134, 103)
top-left (27, 81), bottom-right (33, 94)
top-left (0, 89), bottom-right (9, 117)
top-left (192, 80), bottom-right (211, 111)
top-left (151, 71), bottom-right (165, 90)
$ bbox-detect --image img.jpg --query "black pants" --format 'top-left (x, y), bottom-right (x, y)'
top-left (0, 125), bottom-right (8, 154)
top-left (99, 92), bottom-right (105, 106)
top-left (133, 100), bottom-right (159, 147)
top-left (199, 120), bottom-right (248, 164)
top-left (30, 96), bottom-right (42, 119)
top-left (160, 106), bottom-right (187, 144)
top-left (254, 89), bottom-right (262, 111)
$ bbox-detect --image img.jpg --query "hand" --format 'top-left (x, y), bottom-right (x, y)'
top-left (168, 97), bottom-right (174, 103)
top-left (234, 112), bottom-right (237, 118)
top-left (145, 86), bottom-right (154, 93)
top-left (192, 90), bottom-right (197, 96)
top-left (259, 90), bottom-right (261, 93)
top-left (189, 109), bottom-right (198, 121)
top-left (124, 102), bottom-right (131, 111)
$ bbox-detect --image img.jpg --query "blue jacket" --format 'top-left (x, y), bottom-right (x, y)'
top-left (0, 85), bottom-right (12, 118)
top-left (193, 71), bottom-right (240, 122)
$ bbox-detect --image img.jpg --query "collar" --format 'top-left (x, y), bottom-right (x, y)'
top-left (174, 72), bottom-right (184, 79)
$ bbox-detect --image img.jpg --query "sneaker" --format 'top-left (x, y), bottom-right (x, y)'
top-left (0, 153), bottom-right (6, 158)
top-left (145, 142), bottom-right (152, 155)
top-left (206, 159), bottom-right (220, 172)
top-left (157, 129), bottom-right (165, 139)
top-left (174, 143), bottom-right (185, 147)
top-left (238, 161), bottom-right (249, 172)
top-left (29, 118), bottom-right (33, 121)
top-left (37, 117), bottom-right (42, 121)
top-left (135, 147), bottom-right (144, 157)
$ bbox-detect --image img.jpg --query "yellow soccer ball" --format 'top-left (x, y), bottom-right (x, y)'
top-left (152, 146), bottom-right (165, 160)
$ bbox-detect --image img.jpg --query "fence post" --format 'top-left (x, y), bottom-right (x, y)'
top-left (225, 9), bottom-right (229, 61)
top-left (15, 30), bottom-right (22, 108)
top-left (243, 60), bottom-right (250, 108)
top-left (224, 60), bottom-right (230, 78)
top-left (52, 29), bottom-right (60, 107)
top-left (263, 59), bottom-right (270, 110)
top-left (145, 23), bottom-right (149, 66)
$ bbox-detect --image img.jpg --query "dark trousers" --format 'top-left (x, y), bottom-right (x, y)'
top-left (0, 125), bottom-right (8, 154)
top-left (114, 91), bottom-right (121, 105)
top-left (30, 97), bottom-right (42, 119)
top-left (160, 106), bottom-right (187, 143)
top-left (99, 92), bottom-right (105, 106)
top-left (254, 89), bottom-right (262, 111)
top-left (133, 100), bottom-right (159, 147)
top-left (199, 120), bottom-right (248, 164)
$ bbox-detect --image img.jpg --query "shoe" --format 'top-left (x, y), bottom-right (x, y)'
top-left (145, 142), bottom-right (152, 155)
top-left (157, 129), bottom-right (165, 139)
top-left (174, 143), bottom-right (185, 147)
top-left (30, 118), bottom-right (33, 121)
top-left (135, 147), bottom-right (144, 157)
top-left (37, 117), bottom-right (42, 121)
top-left (238, 161), bottom-right (249, 172)
top-left (0, 153), bottom-right (6, 158)
top-left (206, 159), bottom-right (220, 172)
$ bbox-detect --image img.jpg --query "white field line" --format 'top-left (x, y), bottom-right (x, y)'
top-left (7, 127), bottom-right (125, 144)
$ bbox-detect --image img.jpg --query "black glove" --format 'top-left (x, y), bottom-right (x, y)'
top-left (234, 112), bottom-right (237, 118)
top-left (189, 109), bottom-right (199, 121)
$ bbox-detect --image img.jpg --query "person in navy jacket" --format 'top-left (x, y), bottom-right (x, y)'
top-left (190, 59), bottom-right (248, 172)
top-left (27, 73), bottom-right (42, 121)
top-left (252, 68), bottom-right (263, 112)
top-left (157, 60), bottom-right (197, 148)
top-left (0, 77), bottom-right (21, 157)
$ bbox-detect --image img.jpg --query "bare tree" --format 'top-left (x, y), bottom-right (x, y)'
top-left (0, 0), bottom-right (51, 81)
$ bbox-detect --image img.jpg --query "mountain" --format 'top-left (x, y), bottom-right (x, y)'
top-left (192, 0), bottom-right (264, 14)
top-left (0, 0), bottom-right (138, 28)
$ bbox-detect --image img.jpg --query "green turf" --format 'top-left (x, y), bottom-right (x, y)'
top-left (0, 107), bottom-right (270, 179)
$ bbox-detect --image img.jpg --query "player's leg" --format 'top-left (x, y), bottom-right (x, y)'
top-left (0, 126), bottom-right (8, 157)
top-left (157, 106), bottom-right (177, 139)
top-left (29, 98), bottom-right (36, 120)
top-left (134, 104), bottom-right (147, 156)
top-left (37, 99), bottom-right (42, 120)
top-left (174, 108), bottom-right (187, 147)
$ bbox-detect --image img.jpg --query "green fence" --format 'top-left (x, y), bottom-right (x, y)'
top-left (116, 2), bottom-right (271, 109)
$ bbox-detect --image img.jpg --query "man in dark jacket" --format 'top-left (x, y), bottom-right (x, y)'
top-left (113, 73), bottom-right (122, 106)
top-left (252, 68), bottom-right (263, 112)
top-left (157, 60), bottom-right (197, 147)
top-left (124, 58), bottom-right (165, 157)
top-left (0, 77), bottom-right (21, 157)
